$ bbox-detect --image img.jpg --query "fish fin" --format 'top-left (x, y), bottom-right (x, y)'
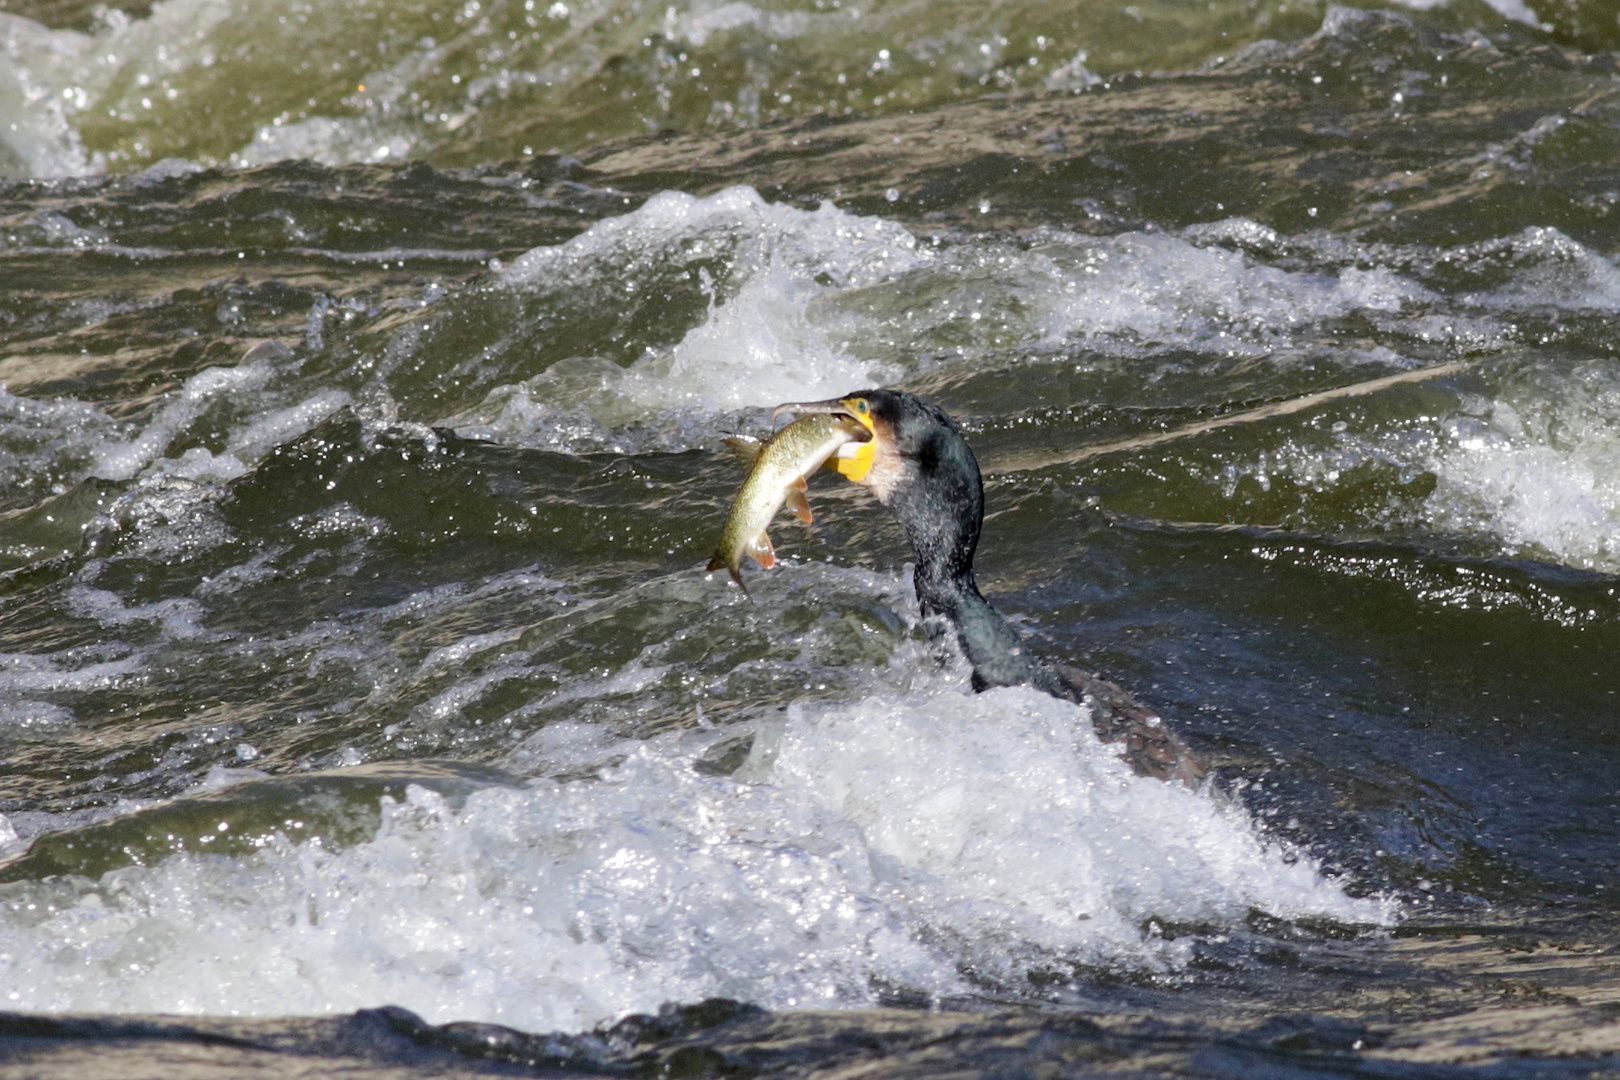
top-left (746, 531), bottom-right (776, 569)
top-left (707, 553), bottom-right (746, 589)
top-left (786, 478), bottom-right (813, 524)
top-left (721, 436), bottom-right (763, 470)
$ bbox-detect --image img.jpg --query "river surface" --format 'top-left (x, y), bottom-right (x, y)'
top-left (2, 0), bottom-right (1620, 1073)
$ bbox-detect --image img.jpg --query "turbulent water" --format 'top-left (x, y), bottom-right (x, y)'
top-left (2, 0), bottom-right (1620, 1072)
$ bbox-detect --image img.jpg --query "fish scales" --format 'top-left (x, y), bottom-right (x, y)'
top-left (708, 414), bottom-right (867, 584)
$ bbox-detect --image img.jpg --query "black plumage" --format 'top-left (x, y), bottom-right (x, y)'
top-left (786, 388), bottom-right (1203, 786)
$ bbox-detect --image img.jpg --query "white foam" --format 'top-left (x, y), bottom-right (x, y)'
top-left (0, 812), bottom-right (21, 859)
top-left (669, 1), bottom-right (809, 48)
top-left (447, 202), bottom-right (1432, 456)
top-left (501, 185), bottom-right (924, 306)
top-left (128, 157), bottom-right (206, 184)
top-left (1193, 351), bottom-right (1620, 574)
top-left (185, 764), bottom-right (272, 794)
top-left (205, 563), bottom-right (566, 723)
top-left (0, 210), bottom-right (111, 251)
top-left (414, 630), bottom-right (527, 679)
top-left (222, 388), bottom-right (351, 465)
top-left (0, 681), bottom-right (1385, 1028)
top-left (0, 805), bottom-right (139, 850)
top-left (0, 700), bottom-right (75, 731)
top-left (64, 585), bottom-right (213, 641)
top-left (1424, 375), bottom-right (1620, 572)
top-left (1376, 0), bottom-right (1545, 30)
top-left (83, 475), bottom-right (236, 562)
top-left (450, 187), bottom-right (923, 450)
top-left (790, 223), bottom-right (1438, 372)
top-left (0, 387), bottom-right (116, 500)
top-left (1022, 229), bottom-right (1431, 352)
top-left (0, 0), bottom-right (447, 177)
top-left (230, 116), bottom-right (417, 170)
top-left (1044, 50), bottom-right (1103, 92)
top-left (0, 650), bottom-right (141, 693)
top-left (1459, 227), bottom-right (1620, 313)
top-left (89, 361), bottom-right (275, 481)
top-left (67, 343), bottom-right (343, 505)
top-left (0, 15), bottom-right (100, 178)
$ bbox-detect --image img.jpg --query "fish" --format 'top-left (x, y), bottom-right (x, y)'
top-left (708, 413), bottom-right (869, 585)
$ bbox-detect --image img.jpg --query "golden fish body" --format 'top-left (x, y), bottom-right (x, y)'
top-left (708, 414), bottom-right (867, 584)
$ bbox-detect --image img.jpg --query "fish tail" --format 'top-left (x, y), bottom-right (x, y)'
top-left (707, 553), bottom-right (746, 590)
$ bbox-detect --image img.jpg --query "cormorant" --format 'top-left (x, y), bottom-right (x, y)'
top-left (777, 388), bottom-right (1204, 786)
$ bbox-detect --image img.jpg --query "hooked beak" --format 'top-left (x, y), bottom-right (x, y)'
top-left (772, 396), bottom-right (879, 483)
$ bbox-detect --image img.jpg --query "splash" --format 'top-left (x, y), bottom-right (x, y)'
top-left (444, 187), bottom-right (922, 449)
top-left (0, 681), bottom-right (1385, 1029)
top-left (1425, 367), bottom-right (1620, 572)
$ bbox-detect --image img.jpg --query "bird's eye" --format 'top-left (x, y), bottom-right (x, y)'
top-left (853, 399), bottom-right (869, 415)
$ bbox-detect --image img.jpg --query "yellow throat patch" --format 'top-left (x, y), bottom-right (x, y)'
top-left (830, 396), bottom-right (877, 483)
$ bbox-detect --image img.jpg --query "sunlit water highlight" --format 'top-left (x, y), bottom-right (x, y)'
top-left (0, 679), bottom-right (1384, 1027)
top-left (2, 0), bottom-right (1620, 1061)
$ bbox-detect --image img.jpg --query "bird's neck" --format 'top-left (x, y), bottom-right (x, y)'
top-left (913, 566), bottom-right (1051, 692)
top-left (895, 481), bottom-right (1054, 693)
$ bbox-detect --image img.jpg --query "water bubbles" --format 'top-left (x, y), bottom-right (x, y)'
top-left (446, 186), bottom-right (920, 450)
top-left (0, 682), bottom-right (1381, 1029)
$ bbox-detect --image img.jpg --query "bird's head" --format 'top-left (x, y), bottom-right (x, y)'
top-left (772, 389), bottom-right (972, 502)
top-left (773, 389), bottom-right (983, 582)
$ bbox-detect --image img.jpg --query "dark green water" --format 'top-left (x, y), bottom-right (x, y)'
top-left (2, 0), bottom-right (1620, 1072)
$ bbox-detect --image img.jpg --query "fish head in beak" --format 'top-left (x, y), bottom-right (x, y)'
top-left (772, 394), bottom-right (881, 483)
top-left (772, 389), bottom-right (970, 507)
